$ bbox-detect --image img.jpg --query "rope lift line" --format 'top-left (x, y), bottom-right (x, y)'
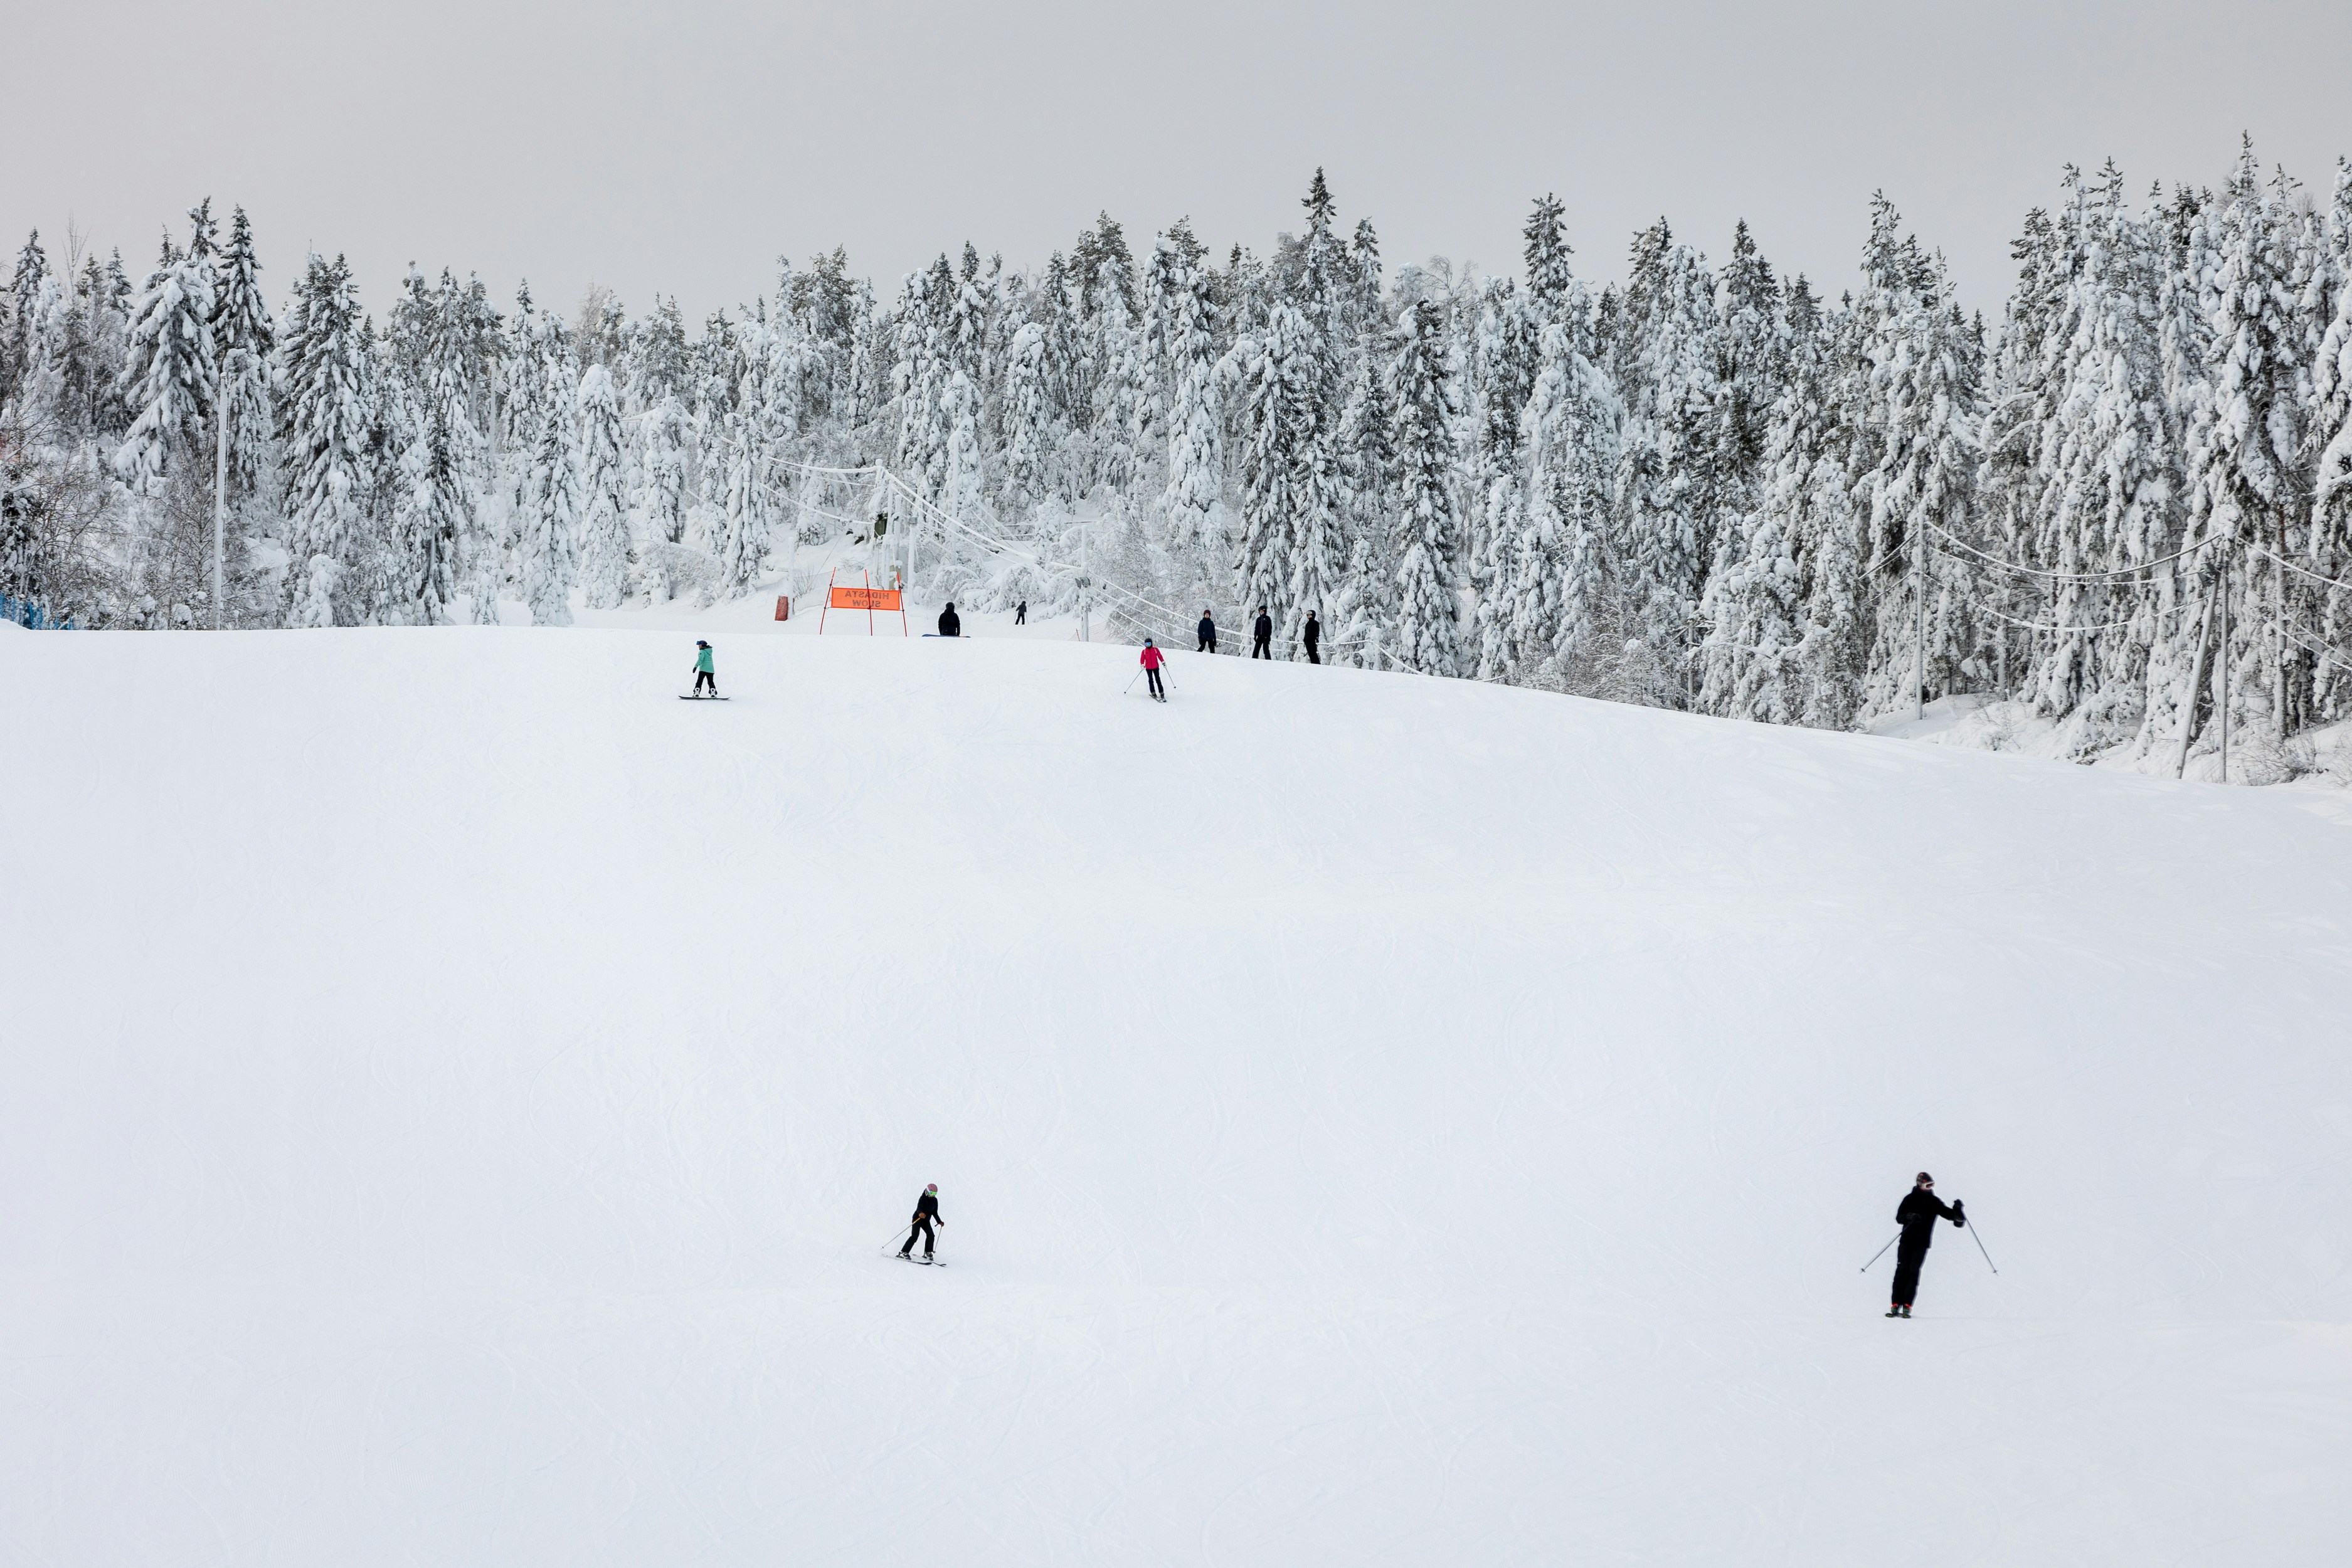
top-left (1971, 602), bottom-right (2151, 636)
top-left (1924, 519), bottom-right (2202, 583)
top-left (2240, 539), bottom-right (2352, 594)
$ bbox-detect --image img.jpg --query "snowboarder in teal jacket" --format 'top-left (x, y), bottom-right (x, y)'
top-left (692, 640), bottom-right (717, 696)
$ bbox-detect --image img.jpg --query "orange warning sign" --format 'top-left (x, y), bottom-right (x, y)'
top-left (829, 586), bottom-right (903, 611)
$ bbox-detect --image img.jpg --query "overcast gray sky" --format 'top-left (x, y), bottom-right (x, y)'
top-left (6, 0), bottom-right (2348, 323)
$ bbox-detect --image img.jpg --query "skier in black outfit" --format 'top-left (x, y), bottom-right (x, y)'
top-left (1197, 610), bottom-right (1216, 653)
top-left (1015, 600), bottom-right (1027, 625)
top-left (898, 1183), bottom-right (944, 1260)
top-left (1887, 1172), bottom-right (1964, 1316)
top-left (1302, 610), bottom-right (1321, 664)
top-left (1251, 607), bottom-right (1273, 659)
top-left (938, 603), bottom-right (961, 637)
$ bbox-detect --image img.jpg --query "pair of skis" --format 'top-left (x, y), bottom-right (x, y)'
top-left (884, 1225), bottom-right (943, 1266)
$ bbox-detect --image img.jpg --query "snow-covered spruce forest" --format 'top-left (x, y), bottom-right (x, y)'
top-left (8, 151), bottom-right (2352, 765)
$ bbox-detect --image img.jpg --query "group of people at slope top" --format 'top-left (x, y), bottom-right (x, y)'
top-left (1193, 607), bottom-right (1320, 663)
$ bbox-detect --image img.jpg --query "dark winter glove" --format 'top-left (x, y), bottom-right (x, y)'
top-left (1951, 1201), bottom-right (1966, 1226)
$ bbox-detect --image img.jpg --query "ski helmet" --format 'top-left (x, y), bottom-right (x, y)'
top-left (925, 1184), bottom-right (938, 1194)
top-left (1915, 1172), bottom-right (1934, 1185)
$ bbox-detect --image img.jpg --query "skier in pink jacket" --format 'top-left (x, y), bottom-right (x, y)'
top-left (1140, 640), bottom-right (1167, 702)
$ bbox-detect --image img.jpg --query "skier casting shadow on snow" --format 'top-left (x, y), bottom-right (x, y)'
top-left (938, 603), bottom-right (961, 637)
top-left (691, 640), bottom-right (718, 696)
top-left (1140, 638), bottom-right (1167, 701)
top-left (899, 1184), bottom-right (944, 1261)
top-left (1888, 1172), bottom-right (1964, 1317)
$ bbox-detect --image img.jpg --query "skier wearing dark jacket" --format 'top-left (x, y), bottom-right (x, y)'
top-left (1251, 607), bottom-right (1273, 659)
top-left (899, 1184), bottom-right (944, 1259)
top-left (1197, 612), bottom-right (1216, 653)
top-left (937, 604), bottom-right (961, 637)
top-left (1888, 1172), bottom-right (1964, 1316)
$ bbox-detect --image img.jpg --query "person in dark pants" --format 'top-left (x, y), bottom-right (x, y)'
top-left (692, 640), bottom-right (717, 695)
top-left (1197, 610), bottom-right (1216, 653)
top-left (938, 602), bottom-right (961, 637)
top-left (1302, 610), bottom-right (1321, 664)
top-left (1015, 600), bottom-right (1027, 625)
top-left (1888, 1172), bottom-right (1964, 1317)
top-left (1140, 638), bottom-right (1167, 701)
top-left (898, 1184), bottom-right (944, 1259)
top-left (1251, 606), bottom-right (1273, 659)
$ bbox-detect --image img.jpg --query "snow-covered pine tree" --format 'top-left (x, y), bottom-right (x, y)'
top-left (1699, 277), bottom-right (1845, 724)
top-left (2015, 166), bottom-right (2181, 744)
top-left (517, 344), bottom-right (581, 625)
top-left (395, 401), bottom-right (465, 624)
top-left (114, 231), bottom-right (218, 492)
top-left (576, 364), bottom-right (630, 607)
top-left (1332, 340), bottom-right (1397, 664)
top-left (1391, 299), bottom-right (1462, 675)
top-left (639, 391), bottom-right (691, 546)
top-left (1849, 199), bottom-right (1984, 719)
top-left (212, 206), bottom-right (275, 501)
top-left (940, 366), bottom-right (986, 527)
top-left (1515, 317), bottom-right (1621, 678)
top-left (6, 252), bottom-right (68, 430)
top-left (1611, 225), bottom-right (1724, 701)
top-left (1713, 221), bottom-right (1785, 529)
top-left (1086, 243), bottom-right (1143, 499)
top-left (2313, 228), bottom-right (2352, 710)
top-left (4, 230), bottom-right (49, 409)
top-left (1222, 307), bottom-right (1315, 631)
top-left (275, 253), bottom-right (373, 625)
top-left (999, 319), bottom-right (1061, 525)
top-left (1471, 197), bottom-right (1577, 680)
top-left (713, 408), bottom-right (770, 594)
top-left (892, 261), bottom-right (954, 502)
top-left (2176, 146), bottom-right (2313, 746)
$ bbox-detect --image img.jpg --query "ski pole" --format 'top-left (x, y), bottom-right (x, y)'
top-left (1124, 669), bottom-right (1142, 694)
top-left (1859, 1234), bottom-right (1899, 1272)
top-left (1962, 1212), bottom-right (1998, 1274)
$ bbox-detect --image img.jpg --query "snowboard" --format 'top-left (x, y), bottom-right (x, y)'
top-left (679, 694), bottom-right (731, 701)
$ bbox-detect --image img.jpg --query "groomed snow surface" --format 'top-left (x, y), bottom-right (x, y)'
top-left (6, 625), bottom-right (2350, 1566)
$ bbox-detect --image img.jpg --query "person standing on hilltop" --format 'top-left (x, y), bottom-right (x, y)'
top-left (1251, 606), bottom-right (1273, 659)
top-left (938, 602), bottom-right (961, 637)
top-left (1301, 609), bottom-right (1322, 665)
top-left (1197, 609), bottom-right (1217, 653)
top-left (1887, 1172), bottom-right (1965, 1318)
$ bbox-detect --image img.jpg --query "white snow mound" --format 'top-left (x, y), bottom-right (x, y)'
top-left (4, 627), bottom-right (2349, 1565)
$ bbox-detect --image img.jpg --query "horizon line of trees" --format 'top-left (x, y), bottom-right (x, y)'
top-left (4, 141), bottom-right (2350, 773)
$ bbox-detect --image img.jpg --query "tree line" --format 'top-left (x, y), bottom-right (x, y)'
top-left (4, 146), bottom-right (2349, 770)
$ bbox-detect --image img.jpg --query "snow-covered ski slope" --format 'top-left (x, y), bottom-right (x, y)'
top-left (4, 628), bottom-right (2349, 1567)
